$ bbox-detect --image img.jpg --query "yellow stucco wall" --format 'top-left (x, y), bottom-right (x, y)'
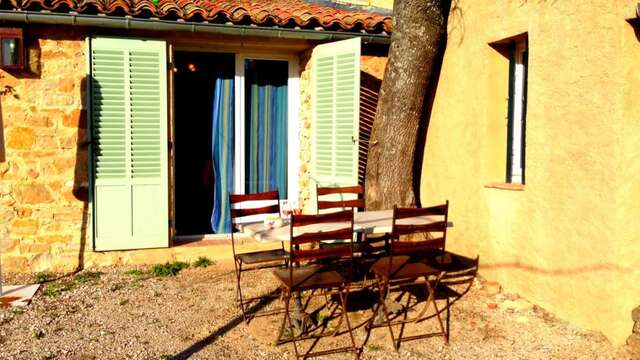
top-left (421, 0), bottom-right (640, 346)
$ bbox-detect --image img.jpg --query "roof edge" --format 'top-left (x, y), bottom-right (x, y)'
top-left (0, 10), bottom-right (391, 44)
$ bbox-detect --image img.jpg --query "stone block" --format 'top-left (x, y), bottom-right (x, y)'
top-left (62, 109), bottom-right (87, 128)
top-left (53, 208), bottom-right (84, 222)
top-left (14, 183), bottom-right (53, 204)
top-left (0, 239), bottom-right (19, 253)
top-left (37, 234), bottom-right (72, 244)
top-left (0, 182), bottom-right (11, 195)
top-left (11, 218), bottom-right (39, 235)
top-left (19, 243), bottom-right (51, 254)
top-left (53, 156), bottom-right (76, 174)
top-left (25, 113), bottom-right (55, 128)
top-left (7, 127), bottom-right (36, 150)
top-left (16, 207), bottom-right (33, 217)
top-left (36, 135), bottom-right (58, 149)
top-left (1, 256), bottom-right (29, 272)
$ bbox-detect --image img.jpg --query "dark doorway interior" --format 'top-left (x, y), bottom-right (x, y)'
top-left (173, 51), bottom-right (234, 236)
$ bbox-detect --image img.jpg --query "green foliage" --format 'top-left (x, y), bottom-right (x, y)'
top-left (11, 308), bottom-right (24, 315)
top-left (40, 353), bottom-right (55, 360)
top-left (74, 271), bottom-right (103, 284)
top-left (44, 282), bottom-right (74, 297)
top-left (367, 344), bottom-right (383, 351)
top-left (118, 299), bottom-right (129, 306)
top-left (125, 269), bottom-right (147, 276)
top-left (33, 272), bottom-right (53, 283)
top-left (151, 261), bottom-right (189, 277)
top-left (316, 312), bottom-right (329, 326)
top-left (44, 284), bottom-right (62, 297)
top-left (193, 256), bottom-right (215, 268)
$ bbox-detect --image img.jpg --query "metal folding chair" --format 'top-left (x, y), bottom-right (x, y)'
top-left (229, 190), bottom-right (288, 323)
top-left (272, 209), bottom-right (359, 359)
top-left (369, 202), bottom-right (450, 350)
top-left (316, 184), bottom-right (387, 255)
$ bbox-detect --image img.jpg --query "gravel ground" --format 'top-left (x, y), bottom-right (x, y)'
top-left (0, 262), bottom-right (632, 360)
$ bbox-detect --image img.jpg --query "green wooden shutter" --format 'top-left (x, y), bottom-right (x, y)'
top-left (91, 37), bottom-right (168, 251)
top-left (311, 38), bottom-right (361, 193)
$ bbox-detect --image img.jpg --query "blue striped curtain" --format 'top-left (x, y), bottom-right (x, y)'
top-left (245, 60), bottom-right (288, 197)
top-left (211, 74), bottom-right (234, 233)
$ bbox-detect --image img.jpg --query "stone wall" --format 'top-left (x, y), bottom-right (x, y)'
top-left (0, 26), bottom-right (89, 273)
top-left (0, 27), bottom-right (388, 273)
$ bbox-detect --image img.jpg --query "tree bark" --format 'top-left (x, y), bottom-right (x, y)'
top-left (365, 0), bottom-right (449, 210)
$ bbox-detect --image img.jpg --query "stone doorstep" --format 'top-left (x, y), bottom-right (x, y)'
top-left (0, 284), bottom-right (40, 307)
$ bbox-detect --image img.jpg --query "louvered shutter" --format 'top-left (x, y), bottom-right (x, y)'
top-left (91, 37), bottom-right (168, 251)
top-left (311, 38), bottom-right (361, 210)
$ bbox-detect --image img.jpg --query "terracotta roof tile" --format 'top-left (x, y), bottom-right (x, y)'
top-left (7, 0), bottom-right (392, 33)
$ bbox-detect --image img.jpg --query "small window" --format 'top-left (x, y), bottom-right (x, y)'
top-left (0, 28), bottom-right (24, 70)
top-left (506, 39), bottom-right (528, 184)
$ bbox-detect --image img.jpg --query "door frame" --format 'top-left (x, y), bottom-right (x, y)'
top-left (233, 53), bottom-right (300, 204)
top-left (169, 47), bottom-right (300, 238)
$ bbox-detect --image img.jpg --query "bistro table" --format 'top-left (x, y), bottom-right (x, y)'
top-left (240, 209), bottom-right (454, 339)
top-left (240, 209), bottom-right (454, 243)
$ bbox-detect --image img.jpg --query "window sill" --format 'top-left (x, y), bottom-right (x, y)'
top-left (484, 182), bottom-right (525, 191)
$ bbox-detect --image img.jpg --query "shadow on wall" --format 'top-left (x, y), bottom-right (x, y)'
top-left (629, 18), bottom-right (640, 41)
top-left (72, 76), bottom-right (89, 272)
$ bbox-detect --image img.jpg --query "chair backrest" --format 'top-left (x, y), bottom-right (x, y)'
top-left (228, 190), bottom-right (281, 251)
top-left (390, 201), bottom-right (449, 255)
top-left (316, 185), bottom-right (365, 213)
top-left (289, 209), bottom-right (355, 264)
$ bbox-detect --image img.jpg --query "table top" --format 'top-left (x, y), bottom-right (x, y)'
top-left (240, 209), bottom-right (453, 243)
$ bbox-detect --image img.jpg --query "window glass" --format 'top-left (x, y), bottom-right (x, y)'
top-left (1, 38), bottom-right (19, 66)
top-left (244, 59), bottom-right (289, 197)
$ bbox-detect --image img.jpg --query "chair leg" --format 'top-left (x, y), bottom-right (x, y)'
top-left (283, 291), bottom-right (301, 359)
top-left (423, 275), bottom-right (446, 340)
top-left (338, 287), bottom-right (358, 357)
top-left (376, 278), bottom-right (397, 351)
top-left (445, 296), bottom-right (451, 344)
top-left (235, 260), bottom-right (248, 324)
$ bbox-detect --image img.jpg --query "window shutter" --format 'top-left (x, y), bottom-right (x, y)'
top-left (311, 38), bottom-right (361, 193)
top-left (91, 37), bottom-right (168, 251)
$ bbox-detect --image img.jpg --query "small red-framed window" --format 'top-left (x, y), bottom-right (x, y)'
top-left (0, 28), bottom-right (24, 70)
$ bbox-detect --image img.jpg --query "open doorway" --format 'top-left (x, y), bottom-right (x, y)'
top-left (173, 51), bottom-right (234, 236)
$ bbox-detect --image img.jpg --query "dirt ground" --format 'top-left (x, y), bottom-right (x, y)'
top-left (0, 261), bottom-right (633, 360)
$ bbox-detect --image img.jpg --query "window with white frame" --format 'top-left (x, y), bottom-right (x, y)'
top-left (506, 39), bottom-right (528, 184)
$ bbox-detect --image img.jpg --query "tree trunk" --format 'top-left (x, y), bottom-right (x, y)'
top-left (365, 0), bottom-right (449, 210)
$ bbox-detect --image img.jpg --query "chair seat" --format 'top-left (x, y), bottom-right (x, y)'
top-left (272, 265), bottom-right (345, 290)
top-left (372, 256), bottom-right (439, 280)
top-left (370, 255), bottom-right (410, 277)
top-left (236, 249), bottom-right (288, 265)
